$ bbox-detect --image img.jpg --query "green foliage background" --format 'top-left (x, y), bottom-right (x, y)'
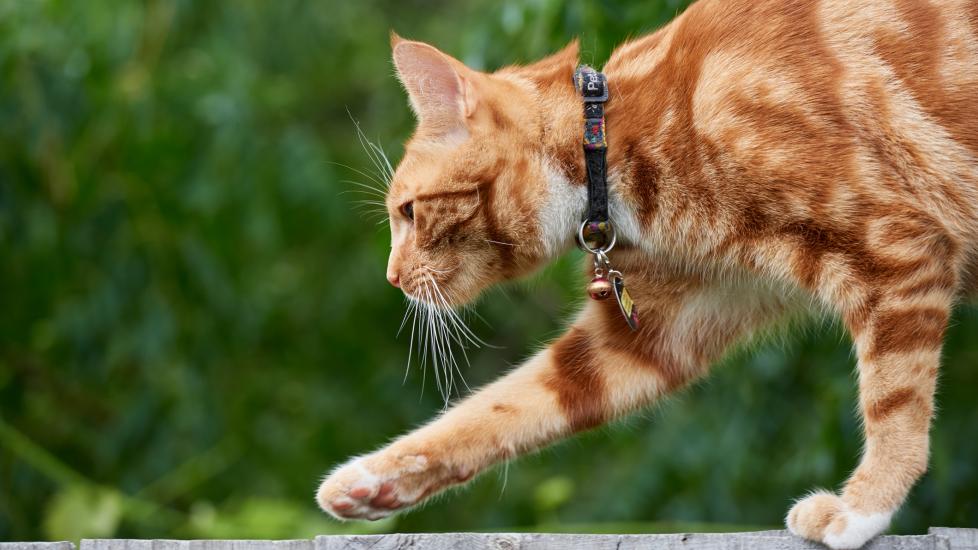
top-left (1, 0), bottom-right (976, 541)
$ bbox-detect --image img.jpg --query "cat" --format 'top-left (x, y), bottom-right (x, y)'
top-left (317, 0), bottom-right (978, 547)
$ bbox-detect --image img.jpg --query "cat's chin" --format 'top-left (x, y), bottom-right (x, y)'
top-left (401, 273), bottom-right (490, 309)
top-left (403, 288), bottom-right (477, 310)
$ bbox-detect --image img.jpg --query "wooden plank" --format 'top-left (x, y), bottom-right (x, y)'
top-left (0, 543), bottom-right (75, 550)
top-left (930, 528), bottom-right (978, 550)
top-left (313, 531), bottom-right (950, 550)
top-left (81, 540), bottom-right (312, 550)
top-left (58, 528), bottom-right (978, 550)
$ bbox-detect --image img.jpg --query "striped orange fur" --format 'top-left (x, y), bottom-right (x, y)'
top-left (317, 1), bottom-right (978, 547)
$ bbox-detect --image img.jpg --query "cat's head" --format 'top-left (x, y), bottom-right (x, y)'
top-left (384, 34), bottom-right (580, 306)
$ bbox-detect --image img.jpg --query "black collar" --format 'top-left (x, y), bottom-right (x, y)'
top-left (571, 66), bottom-right (640, 332)
top-left (572, 65), bottom-right (614, 252)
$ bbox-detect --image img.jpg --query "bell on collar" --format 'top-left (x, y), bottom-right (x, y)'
top-left (587, 275), bottom-right (613, 300)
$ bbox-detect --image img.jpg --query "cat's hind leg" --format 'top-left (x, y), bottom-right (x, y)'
top-left (786, 220), bottom-right (960, 549)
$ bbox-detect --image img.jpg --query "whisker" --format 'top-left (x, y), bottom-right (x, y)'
top-left (402, 298), bottom-right (418, 385)
top-left (418, 294), bottom-right (430, 376)
top-left (338, 189), bottom-right (385, 200)
top-left (360, 125), bottom-right (395, 179)
top-left (354, 123), bottom-right (387, 180)
top-left (401, 265), bottom-right (502, 404)
top-left (420, 282), bottom-right (447, 402)
top-left (462, 304), bottom-right (492, 328)
top-left (423, 273), bottom-right (478, 342)
top-left (422, 264), bottom-right (457, 275)
top-left (424, 278), bottom-right (462, 406)
top-left (398, 297), bottom-right (417, 337)
top-left (421, 268), bottom-right (496, 351)
top-left (330, 114), bottom-right (396, 233)
top-left (327, 161), bottom-right (387, 190)
top-left (424, 274), bottom-right (474, 395)
top-left (416, 299), bottom-right (426, 401)
top-left (499, 460), bottom-right (510, 499)
top-left (349, 110), bottom-right (395, 189)
top-left (352, 199), bottom-right (388, 208)
top-left (350, 202), bottom-right (389, 223)
top-left (366, 138), bottom-right (395, 182)
top-left (340, 181), bottom-right (388, 199)
top-left (426, 276), bottom-right (472, 349)
top-left (442, 301), bottom-right (487, 349)
top-left (435, 293), bottom-right (493, 350)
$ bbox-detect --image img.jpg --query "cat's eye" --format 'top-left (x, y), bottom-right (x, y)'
top-left (400, 201), bottom-right (414, 221)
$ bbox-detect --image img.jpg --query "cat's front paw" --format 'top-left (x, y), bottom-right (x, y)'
top-left (786, 491), bottom-right (892, 549)
top-left (316, 447), bottom-right (474, 520)
top-left (316, 452), bottom-right (426, 520)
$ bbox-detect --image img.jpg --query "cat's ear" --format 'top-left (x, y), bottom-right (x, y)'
top-left (391, 32), bottom-right (479, 136)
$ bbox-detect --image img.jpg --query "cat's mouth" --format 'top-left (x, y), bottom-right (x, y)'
top-left (401, 267), bottom-right (458, 306)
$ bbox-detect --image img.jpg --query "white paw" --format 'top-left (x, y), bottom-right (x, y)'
top-left (316, 453), bottom-right (434, 521)
top-left (822, 509), bottom-right (893, 550)
top-left (786, 491), bottom-right (892, 549)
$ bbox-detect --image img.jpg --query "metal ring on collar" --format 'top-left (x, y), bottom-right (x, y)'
top-left (576, 219), bottom-right (617, 254)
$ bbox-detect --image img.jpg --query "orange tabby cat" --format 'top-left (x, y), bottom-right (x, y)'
top-left (317, 0), bottom-right (978, 547)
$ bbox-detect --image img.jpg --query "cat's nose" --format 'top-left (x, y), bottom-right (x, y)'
top-left (387, 271), bottom-right (401, 288)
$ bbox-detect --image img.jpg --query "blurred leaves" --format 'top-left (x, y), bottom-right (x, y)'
top-left (184, 498), bottom-right (394, 539)
top-left (43, 486), bottom-right (122, 541)
top-left (534, 476), bottom-right (575, 517)
top-left (1, 0), bottom-right (976, 542)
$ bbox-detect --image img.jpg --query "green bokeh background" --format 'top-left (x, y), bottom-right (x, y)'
top-left (1, 0), bottom-right (976, 541)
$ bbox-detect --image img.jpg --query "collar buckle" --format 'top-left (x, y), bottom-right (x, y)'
top-left (574, 67), bottom-right (609, 103)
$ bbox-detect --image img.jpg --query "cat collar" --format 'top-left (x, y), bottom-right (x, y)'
top-left (573, 65), bottom-right (639, 330)
top-left (573, 65), bottom-right (613, 252)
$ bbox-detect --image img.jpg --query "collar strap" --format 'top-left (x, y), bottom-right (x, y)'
top-left (573, 65), bottom-right (614, 251)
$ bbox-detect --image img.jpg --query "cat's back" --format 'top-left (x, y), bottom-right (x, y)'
top-left (607, 0), bottom-right (978, 118)
top-left (606, 0), bottom-right (978, 251)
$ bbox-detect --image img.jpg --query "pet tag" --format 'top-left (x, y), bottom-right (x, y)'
top-left (611, 271), bottom-right (639, 331)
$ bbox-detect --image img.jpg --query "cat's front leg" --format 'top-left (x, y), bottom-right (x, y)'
top-left (317, 271), bottom-right (786, 520)
top-left (315, 311), bottom-right (669, 520)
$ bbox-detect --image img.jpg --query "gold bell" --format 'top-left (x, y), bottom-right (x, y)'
top-left (587, 276), bottom-right (613, 300)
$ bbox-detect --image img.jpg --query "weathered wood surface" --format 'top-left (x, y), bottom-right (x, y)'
top-left (0, 543), bottom-right (75, 550)
top-left (313, 531), bottom-right (948, 550)
top-left (80, 541), bottom-right (312, 550)
top-left (930, 528), bottom-right (978, 550)
top-left (4, 528), bottom-right (978, 550)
